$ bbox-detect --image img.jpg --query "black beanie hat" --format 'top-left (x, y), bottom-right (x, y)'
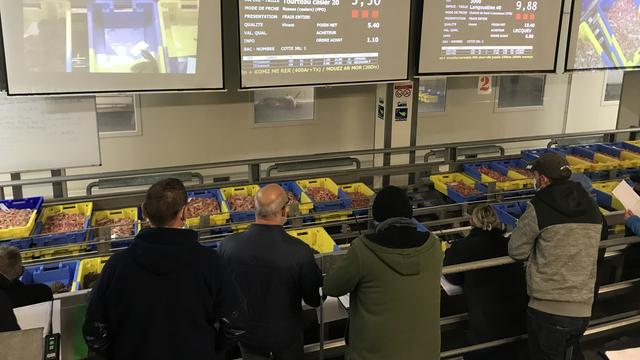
top-left (372, 186), bottom-right (413, 222)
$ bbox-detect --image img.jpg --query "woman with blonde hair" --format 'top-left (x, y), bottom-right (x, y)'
top-left (444, 204), bottom-right (529, 360)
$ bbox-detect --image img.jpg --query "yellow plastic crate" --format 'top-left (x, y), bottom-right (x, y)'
top-left (0, 197), bottom-right (43, 241)
top-left (39, 202), bottom-right (93, 231)
top-left (21, 244), bottom-right (87, 261)
top-left (339, 183), bottom-right (375, 215)
top-left (592, 153), bottom-right (622, 170)
top-left (429, 173), bottom-right (478, 197)
top-left (91, 208), bottom-right (139, 236)
top-left (616, 151), bottom-right (640, 168)
top-left (296, 178), bottom-right (342, 198)
top-left (74, 256), bottom-right (110, 291)
top-left (599, 208), bottom-right (626, 235)
top-left (627, 140), bottom-right (640, 147)
top-left (566, 156), bottom-right (594, 173)
top-left (158, 0), bottom-right (199, 58)
top-left (593, 181), bottom-right (624, 210)
top-left (221, 185), bottom-right (261, 200)
top-left (287, 227), bottom-right (337, 254)
top-left (312, 210), bottom-right (352, 223)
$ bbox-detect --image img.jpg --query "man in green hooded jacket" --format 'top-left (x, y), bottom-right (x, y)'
top-left (324, 186), bottom-right (443, 360)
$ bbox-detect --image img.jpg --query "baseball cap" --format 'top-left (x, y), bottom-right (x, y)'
top-left (530, 153), bottom-right (572, 180)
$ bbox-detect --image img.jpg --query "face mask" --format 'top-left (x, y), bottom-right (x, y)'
top-left (533, 177), bottom-right (540, 192)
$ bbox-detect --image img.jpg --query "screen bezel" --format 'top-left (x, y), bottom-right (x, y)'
top-left (235, 0), bottom-right (413, 90)
top-left (417, 0), bottom-right (566, 76)
top-left (564, 0), bottom-right (640, 72)
top-left (1, 0), bottom-right (227, 96)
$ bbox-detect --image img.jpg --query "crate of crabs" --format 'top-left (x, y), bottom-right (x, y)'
top-left (30, 202), bottom-right (93, 248)
top-left (0, 196), bottom-right (44, 241)
top-left (296, 178), bottom-right (352, 213)
top-left (463, 163), bottom-right (533, 191)
top-left (184, 189), bottom-right (230, 228)
top-left (221, 185), bottom-right (261, 223)
top-left (429, 173), bottom-right (486, 203)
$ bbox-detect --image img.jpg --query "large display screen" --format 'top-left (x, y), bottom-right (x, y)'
top-left (238, 0), bottom-right (411, 88)
top-left (566, 0), bottom-right (640, 70)
top-left (419, 0), bottom-right (564, 75)
top-left (0, 0), bottom-right (224, 95)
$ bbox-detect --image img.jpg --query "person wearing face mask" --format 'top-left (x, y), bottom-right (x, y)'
top-left (444, 205), bottom-right (529, 360)
top-left (84, 178), bottom-right (244, 360)
top-left (0, 246), bottom-right (52, 309)
top-left (220, 184), bottom-right (322, 360)
top-left (509, 153), bottom-right (604, 360)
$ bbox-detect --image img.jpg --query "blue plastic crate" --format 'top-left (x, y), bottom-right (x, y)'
top-left (490, 159), bottom-right (531, 175)
top-left (493, 202), bottom-right (528, 227)
top-left (577, 144), bottom-right (622, 158)
top-left (521, 148), bottom-right (558, 163)
top-left (462, 163), bottom-right (508, 182)
top-left (447, 184), bottom-right (487, 203)
top-left (7, 238), bottom-right (33, 250)
top-left (297, 179), bottom-right (353, 212)
top-left (22, 260), bottom-right (80, 289)
top-left (609, 142), bottom-right (640, 155)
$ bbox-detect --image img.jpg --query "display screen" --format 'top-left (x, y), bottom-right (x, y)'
top-left (238, 0), bottom-right (411, 88)
top-left (0, 0), bottom-right (224, 94)
top-left (566, 0), bottom-right (640, 70)
top-left (419, 0), bottom-right (564, 74)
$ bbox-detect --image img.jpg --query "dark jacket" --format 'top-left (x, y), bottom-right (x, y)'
top-left (220, 224), bottom-right (322, 351)
top-left (509, 180), bottom-right (604, 318)
top-left (323, 226), bottom-right (443, 360)
top-left (444, 228), bottom-right (528, 341)
top-left (83, 228), bottom-right (243, 360)
top-left (0, 290), bottom-right (19, 333)
top-left (0, 274), bottom-right (52, 309)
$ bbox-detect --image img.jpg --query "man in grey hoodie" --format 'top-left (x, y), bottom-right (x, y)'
top-left (509, 153), bottom-right (604, 360)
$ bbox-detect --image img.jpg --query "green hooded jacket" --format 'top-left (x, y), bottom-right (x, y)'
top-left (323, 232), bottom-right (443, 360)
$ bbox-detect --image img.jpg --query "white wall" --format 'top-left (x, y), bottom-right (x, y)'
top-left (565, 72), bottom-right (619, 133)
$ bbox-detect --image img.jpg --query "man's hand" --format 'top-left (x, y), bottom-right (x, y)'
top-left (625, 209), bottom-right (635, 220)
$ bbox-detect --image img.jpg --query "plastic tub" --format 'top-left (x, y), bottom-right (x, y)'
top-left (430, 173), bottom-right (486, 203)
top-left (221, 185), bottom-right (261, 223)
top-left (0, 197), bottom-right (44, 241)
top-left (287, 227), bottom-right (339, 254)
top-left (74, 256), bottom-right (110, 291)
top-left (339, 183), bottom-right (375, 216)
top-left (31, 202), bottom-right (93, 247)
top-left (22, 260), bottom-right (80, 293)
top-left (296, 178), bottom-right (352, 212)
top-left (185, 189), bottom-right (230, 228)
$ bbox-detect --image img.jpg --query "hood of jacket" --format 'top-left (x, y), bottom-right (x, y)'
top-left (536, 180), bottom-right (594, 218)
top-left (362, 228), bottom-right (436, 276)
top-left (130, 227), bottom-right (200, 275)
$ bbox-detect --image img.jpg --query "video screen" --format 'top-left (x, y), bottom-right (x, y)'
top-left (419, 0), bottom-right (564, 74)
top-left (0, 0), bottom-right (223, 94)
top-left (238, 0), bottom-right (411, 88)
top-left (567, 0), bottom-right (640, 70)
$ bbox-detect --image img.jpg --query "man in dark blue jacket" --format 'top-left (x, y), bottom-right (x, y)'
top-left (220, 184), bottom-right (322, 360)
top-left (83, 179), bottom-right (243, 360)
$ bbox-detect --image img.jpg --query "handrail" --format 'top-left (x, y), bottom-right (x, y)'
top-left (2, 127), bottom-right (639, 189)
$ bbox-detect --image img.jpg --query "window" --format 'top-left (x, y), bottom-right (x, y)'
top-left (96, 95), bottom-right (141, 137)
top-left (254, 87), bottom-right (315, 124)
top-left (603, 70), bottom-right (624, 104)
top-left (418, 78), bottom-right (447, 113)
top-left (497, 75), bottom-right (546, 109)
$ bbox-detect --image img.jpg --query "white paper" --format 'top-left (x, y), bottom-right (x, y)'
top-left (612, 181), bottom-right (640, 215)
top-left (605, 348), bottom-right (640, 360)
top-left (338, 294), bottom-right (350, 310)
top-left (441, 276), bottom-right (464, 296)
top-left (317, 297), bottom-right (349, 323)
top-left (13, 300), bottom-right (61, 337)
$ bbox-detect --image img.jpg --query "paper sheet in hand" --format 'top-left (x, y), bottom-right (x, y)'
top-left (605, 347), bottom-right (640, 360)
top-left (612, 181), bottom-right (640, 215)
top-left (441, 276), bottom-right (464, 296)
top-left (13, 300), bottom-right (61, 337)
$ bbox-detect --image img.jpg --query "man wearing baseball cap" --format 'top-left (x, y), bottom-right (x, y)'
top-left (509, 153), bottom-right (604, 360)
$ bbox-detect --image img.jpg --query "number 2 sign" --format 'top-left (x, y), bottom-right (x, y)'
top-left (478, 76), bottom-right (492, 95)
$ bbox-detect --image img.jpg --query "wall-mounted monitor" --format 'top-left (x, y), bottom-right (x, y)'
top-left (566, 0), bottom-right (640, 71)
top-left (419, 0), bottom-right (564, 75)
top-left (237, 0), bottom-right (411, 89)
top-left (0, 0), bottom-right (224, 95)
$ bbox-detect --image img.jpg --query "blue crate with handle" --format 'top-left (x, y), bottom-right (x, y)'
top-left (22, 260), bottom-right (80, 291)
top-left (493, 202), bottom-right (528, 228)
top-left (521, 148), bottom-right (558, 163)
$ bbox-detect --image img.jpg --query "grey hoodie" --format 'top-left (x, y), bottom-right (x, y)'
top-left (509, 180), bottom-right (604, 317)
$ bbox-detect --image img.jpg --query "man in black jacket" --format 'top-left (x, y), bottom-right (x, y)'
top-left (220, 184), bottom-right (323, 360)
top-left (0, 246), bottom-right (52, 308)
top-left (0, 291), bottom-right (19, 333)
top-left (83, 179), bottom-right (244, 360)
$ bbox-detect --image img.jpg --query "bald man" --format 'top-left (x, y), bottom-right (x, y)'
top-left (220, 184), bottom-right (322, 360)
